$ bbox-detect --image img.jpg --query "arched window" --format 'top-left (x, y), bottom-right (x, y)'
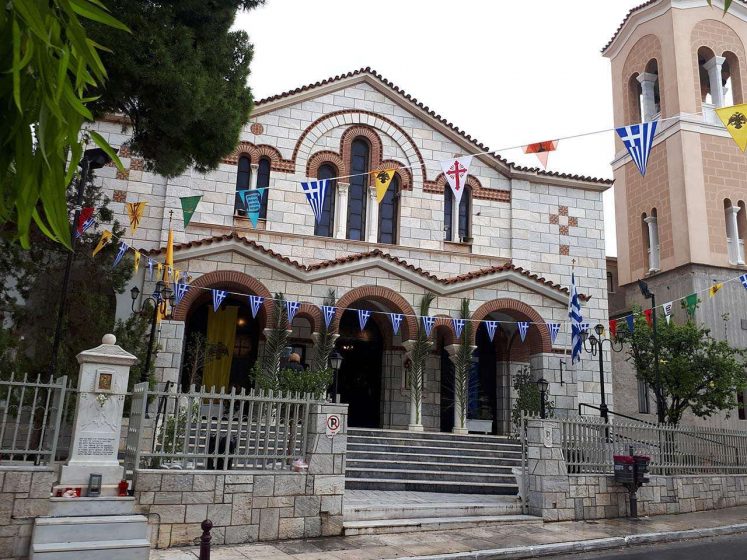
top-left (256, 157), bottom-right (271, 220)
top-left (698, 46), bottom-right (716, 104)
top-left (235, 155), bottom-right (251, 215)
top-left (639, 59), bottom-right (661, 120)
top-left (628, 73), bottom-right (643, 122)
top-left (444, 186), bottom-right (471, 242)
top-left (315, 164), bottom-right (337, 237)
top-left (378, 174), bottom-right (399, 244)
top-left (722, 52), bottom-right (743, 106)
top-left (347, 139), bottom-right (369, 240)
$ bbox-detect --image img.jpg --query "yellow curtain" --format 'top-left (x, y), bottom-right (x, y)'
top-left (202, 306), bottom-right (238, 390)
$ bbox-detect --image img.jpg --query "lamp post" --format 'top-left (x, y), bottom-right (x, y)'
top-left (638, 279), bottom-right (664, 423)
top-left (329, 350), bottom-right (342, 403)
top-left (583, 323), bottom-right (623, 423)
top-left (131, 281), bottom-right (174, 384)
top-left (49, 147), bottom-right (115, 378)
top-left (536, 377), bottom-right (549, 419)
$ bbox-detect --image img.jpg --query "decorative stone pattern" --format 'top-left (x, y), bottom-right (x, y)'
top-left (0, 467), bottom-right (55, 559)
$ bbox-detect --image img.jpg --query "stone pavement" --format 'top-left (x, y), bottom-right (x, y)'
top-left (150, 504), bottom-right (747, 559)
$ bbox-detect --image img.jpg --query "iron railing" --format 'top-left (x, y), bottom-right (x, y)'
top-left (561, 415), bottom-right (747, 475)
top-left (125, 383), bottom-right (322, 476)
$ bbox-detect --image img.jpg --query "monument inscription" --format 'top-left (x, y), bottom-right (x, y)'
top-left (78, 437), bottom-right (116, 456)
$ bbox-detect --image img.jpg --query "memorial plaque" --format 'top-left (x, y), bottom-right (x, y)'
top-left (77, 437), bottom-right (116, 457)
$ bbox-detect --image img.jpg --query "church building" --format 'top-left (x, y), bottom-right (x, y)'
top-left (94, 68), bottom-right (610, 434)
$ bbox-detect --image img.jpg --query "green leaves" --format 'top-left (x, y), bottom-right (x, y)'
top-left (707, 0), bottom-right (733, 14)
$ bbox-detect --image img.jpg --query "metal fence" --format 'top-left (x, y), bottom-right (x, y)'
top-left (0, 373), bottom-right (74, 465)
top-left (561, 416), bottom-right (747, 475)
top-left (124, 383), bottom-right (323, 477)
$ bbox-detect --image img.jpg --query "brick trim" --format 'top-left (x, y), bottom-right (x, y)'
top-left (340, 126), bottom-right (383, 180)
top-left (306, 151), bottom-right (345, 178)
top-left (428, 173), bottom-right (510, 202)
top-left (469, 298), bottom-right (552, 353)
top-left (223, 141), bottom-right (294, 172)
top-left (433, 315), bottom-right (456, 346)
top-left (381, 161), bottom-right (412, 191)
top-left (294, 302), bottom-right (322, 334)
top-left (333, 285), bottom-right (418, 341)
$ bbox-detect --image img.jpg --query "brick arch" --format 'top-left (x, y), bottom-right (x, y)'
top-left (382, 160), bottom-right (412, 191)
top-left (292, 302), bottom-right (322, 334)
top-left (172, 270), bottom-right (272, 324)
top-left (333, 285), bottom-right (417, 341)
top-left (691, 19), bottom-right (747, 110)
top-left (431, 172), bottom-right (483, 194)
top-left (223, 141), bottom-right (294, 172)
top-left (306, 151), bottom-right (345, 178)
top-left (433, 315), bottom-right (456, 346)
top-left (621, 34), bottom-right (664, 122)
top-left (469, 298), bottom-right (552, 354)
top-left (340, 126), bottom-right (383, 180)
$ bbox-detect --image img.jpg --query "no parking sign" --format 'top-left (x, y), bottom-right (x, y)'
top-left (326, 414), bottom-right (341, 437)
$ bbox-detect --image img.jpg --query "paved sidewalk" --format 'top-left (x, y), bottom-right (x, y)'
top-left (150, 505), bottom-right (747, 560)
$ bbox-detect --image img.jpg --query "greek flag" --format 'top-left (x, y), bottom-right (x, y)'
top-left (616, 121), bottom-right (658, 176)
top-left (486, 320), bottom-right (498, 342)
top-left (740, 274), bottom-right (747, 290)
top-left (322, 305), bottom-right (337, 328)
top-left (174, 279), bottom-right (189, 305)
top-left (249, 295), bottom-right (264, 318)
top-left (358, 309), bottom-right (371, 331)
top-left (517, 321), bottom-right (529, 342)
top-left (212, 289), bottom-right (227, 312)
top-left (421, 316), bottom-right (436, 337)
top-left (286, 300), bottom-right (301, 324)
top-left (452, 318), bottom-right (465, 340)
top-left (390, 313), bottom-right (403, 335)
top-left (546, 322), bottom-right (561, 345)
top-left (301, 179), bottom-right (329, 223)
top-left (112, 241), bottom-right (128, 268)
top-left (569, 272), bottom-right (584, 364)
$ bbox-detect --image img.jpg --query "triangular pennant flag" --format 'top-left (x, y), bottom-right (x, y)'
top-left (609, 319), bottom-right (617, 338)
top-left (249, 295), bottom-right (264, 318)
top-left (173, 269), bottom-right (181, 284)
top-left (644, 308), bottom-right (653, 328)
top-left (709, 283), bottom-right (723, 298)
top-left (580, 322), bottom-right (590, 335)
top-left (112, 241), bottom-right (128, 268)
top-left (546, 322), bottom-right (561, 345)
top-left (663, 301), bottom-right (673, 324)
top-left (322, 305), bottom-right (337, 328)
top-left (626, 315), bottom-right (635, 333)
top-left (372, 169), bottom-right (395, 204)
top-left (390, 313), bottom-right (403, 335)
top-left (156, 262), bottom-right (163, 277)
top-left (439, 155), bottom-right (473, 206)
top-left (242, 189), bottom-right (266, 228)
top-left (92, 230), bottom-right (112, 256)
top-left (300, 179), bottom-right (329, 223)
top-left (212, 289), bottom-right (227, 312)
top-left (147, 258), bottom-right (154, 280)
top-left (452, 318), bottom-right (466, 340)
top-left (517, 321), bottom-right (529, 342)
top-left (523, 140), bottom-right (558, 170)
top-left (715, 104), bottom-right (747, 152)
top-left (421, 316), bottom-right (436, 337)
top-left (616, 121), bottom-right (658, 176)
top-left (358, 309), bottom-right (371, 331)
top-left (485, 320), bottom-right (498, 342)
top-left (740, 273), bottom-right (747, 290)
top-left (286, 300), bottom-right (301, 324)
top-left (133, 251), bottom-right (141, 272)
top-left (174, 279), bottom-right (189, 305)
top-left (125, 202), bottom-right (147, 234)
top-left (74, 207), bottom-right (95, 238)
top-left (684, 293), bottom-right (698, 319)
top-left (180, 195), bottom-right (202, 227)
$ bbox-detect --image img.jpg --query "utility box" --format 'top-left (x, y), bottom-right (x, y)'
top-left (613, 455), bottom-right (635, 484)
top-left (634, 455), bottom-right (651, 484)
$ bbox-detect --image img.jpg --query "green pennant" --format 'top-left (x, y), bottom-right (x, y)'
top-left (683, 293), bottom-right (698, 320)
top-left (180, 195), bottom-right (202, 227)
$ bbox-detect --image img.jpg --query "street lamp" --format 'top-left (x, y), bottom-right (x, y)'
top-left (536, 377), bottom-right (549, 419)
top-left (329, 351), bottom-right (343, 402)
top-left (583, 323), bottom-right (623, 423)
top-left (49, 147), bottom-right (116, 378)
top-left (638, 279), bottom-right (664, 424)
top-left (131, 281), bottom-right (175, 384)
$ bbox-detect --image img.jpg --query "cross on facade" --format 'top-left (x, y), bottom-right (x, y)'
top-left (446, 160), bottom-right (468, 192)
top-left (549, 206), bottom-right (578, 256)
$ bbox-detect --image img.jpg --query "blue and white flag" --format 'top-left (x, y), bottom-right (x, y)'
top-left (546, 322), bottom-right (561, 345)
top-left (241, 188), bottom-right (266, 228)
top-left (174, 279), bottom-right (189, 305)
top-left (740, 274), bottom-right (747, 290)
top-left (390, 313), bottom-right (403, 335)
top-left (212, 289), bottom-right (227, 312)
top-left (452, 318), bottom-right (466, 340)
top-left (286, 300), bottom-right (301, 324)
top-left (626, 315), bottom-right (635, 333)
top-left (517, 321), bottom-right (529, 343)
top-left (249, 295), bottom-right (264, 318)
top-left (112, 241), bottom-right (128, 268)
top-left (322, 305), bottom-right (337, 328)
top-left (580, 322), bottom-right (590, 335)
top-left (421, 316), bottom-right (436, 337)
top-left (358, 309), bottom-right (371, 331)
top-left (569, 272), bottom-right (584, 364)
top-left (147, 258), bottom-right (154, 280)
top-left (301, 179), bottom-right (329, 223)
top-left (486, 320), bottom-right (498, 342)
top-left (616, 120), bottom-right (658, 176)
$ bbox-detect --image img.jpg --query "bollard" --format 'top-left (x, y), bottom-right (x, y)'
top-left (199, 519), bottom-right (213, 560)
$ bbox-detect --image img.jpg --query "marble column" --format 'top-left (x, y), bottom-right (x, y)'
top-left (704, 55), bottom-right (726, 108)
top-left (637, 72), bottom-right (659, 121)
top-left (367, 185), bottom-right (379, 243)
top-left (335, 183), bottom-right (349, 239)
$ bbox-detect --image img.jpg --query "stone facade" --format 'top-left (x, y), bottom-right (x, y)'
top-left (0, 467), bottom-right (54, 559)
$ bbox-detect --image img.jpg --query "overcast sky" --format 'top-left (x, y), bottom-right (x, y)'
top-left (235, 0), bottom-right (649, 257)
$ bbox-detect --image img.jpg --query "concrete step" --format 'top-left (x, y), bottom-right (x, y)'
top-left (348, 428), bottom-right (517, 445)
top-left (343, 514), bottom-right (541, 536)
top-left (32, 515), bottom-right (148, 544)
top-left (346, 459), bottom-right (518, 474)
top-left (344, 501), bottom-right (523, 521)
top-left (346, 467), bottom-right (517, 485)
top-left (48, 497), bottom-right (136, 517)
top-left (346, 450), bottom-right (522, 466)
top-left (348, 434), bottom-right (521, 452)
top-left (30, 539), bottom-right (150, 560)
top-left (347, 442), bottom-right (521, 458)
top-left (345, 477), bottom-right (518, 495)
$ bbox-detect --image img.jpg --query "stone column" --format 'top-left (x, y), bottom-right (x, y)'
top-left (446, 343), bottom-right (475, 434)
top-left (451, 192), bottom-right (460, 241)
top-left (525, 418), bottom-right (572, 521)
top-left (725, 205), bottom-right (743, 264)
top-left (59, 334), bottom-right (137, 492)
top-left (250, 163), bottom-right (259, 190)
top-left (402, 340), bottom-right (423, 432)
top-left (644, 216), bottom-right (659, 271)
top-left (636, 72), bottom-right (659, 121)
top-left (704, 55), bottom-right (726, 108)
top-left (334, 183), bottom-right (349, 239)
top-left (366, 185), bottom-right (378, 243)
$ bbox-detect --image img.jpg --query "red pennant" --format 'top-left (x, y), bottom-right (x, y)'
top-left (609, 319), bottom-right (617, 338)
top-left (644, 308), bottom-right (653, 328)
top-left (76, 207), bottom-right (94, 235)
top-left (523, 140), bottom-right (559, 169)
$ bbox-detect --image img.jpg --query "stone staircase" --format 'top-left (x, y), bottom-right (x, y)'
top-left (345, 428), bottom-right (523, 495)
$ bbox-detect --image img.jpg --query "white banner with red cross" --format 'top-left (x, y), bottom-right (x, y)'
top-left (439, 155), bottom-right (473, 206)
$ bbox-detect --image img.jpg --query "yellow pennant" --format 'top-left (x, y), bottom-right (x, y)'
top-left (709, 283), bottom-right (723, 298)
top-left (174, 269), bottom-right (181, 284)
top-left (125, 201), bottom-right (147, 233)
top-left (372, 169), bottom-right (396, 204)
top-left (156, 262), bottom-right (163, 277)
top-left (133, 251), bottom-right (141, 272)
top-left (92, 230), bottom-right (112, 256)
top-left (716, 104), bottom-right (747, 152)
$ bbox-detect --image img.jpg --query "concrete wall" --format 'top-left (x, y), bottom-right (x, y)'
top-left (0, 467), bottom-right (55, 559)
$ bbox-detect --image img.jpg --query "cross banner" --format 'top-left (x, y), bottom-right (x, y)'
top-left (421, 316), bottom-right (436, 337)
top-left (212, 289), bottom-right (227, 312)
top-left (439, 155), bottom-right (473, 206)
top-left (626, 315), bottom-right (635, 333)
top-left (249, 295), bottom-right (264, 318)
top-left (517, 321), bottom-right (529, 343)
top-left (301, 179), bottom-right (329, 223)
top-left (242, 189), bottom-right (266, 228)
top-left (174, 279), bottom-right (189, 305)
top-left (322, 305), bottom-right (337, 328)
top-left (358, 309), bottom-right (371, 331)
top-left (452, 318), bottom-right (465, 340)
top-left (74, 207), bottom-right (95, 238)
top-left (112, 241), bottom-right (128, 268)
top-left (390, 313), bottom-right (403, 335)
top-left (147, 258), bottom-right (154, 280)
top-left (546, 322), bottom-right (561, 345)
top-left (286, 300), bottom-right (301, 324)
top-left (486, 320), bottom-right (498, 342)
top-left (616, 121), bottom-right (658, 176)
top-left (609, 319), bottom-right (617, 338)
